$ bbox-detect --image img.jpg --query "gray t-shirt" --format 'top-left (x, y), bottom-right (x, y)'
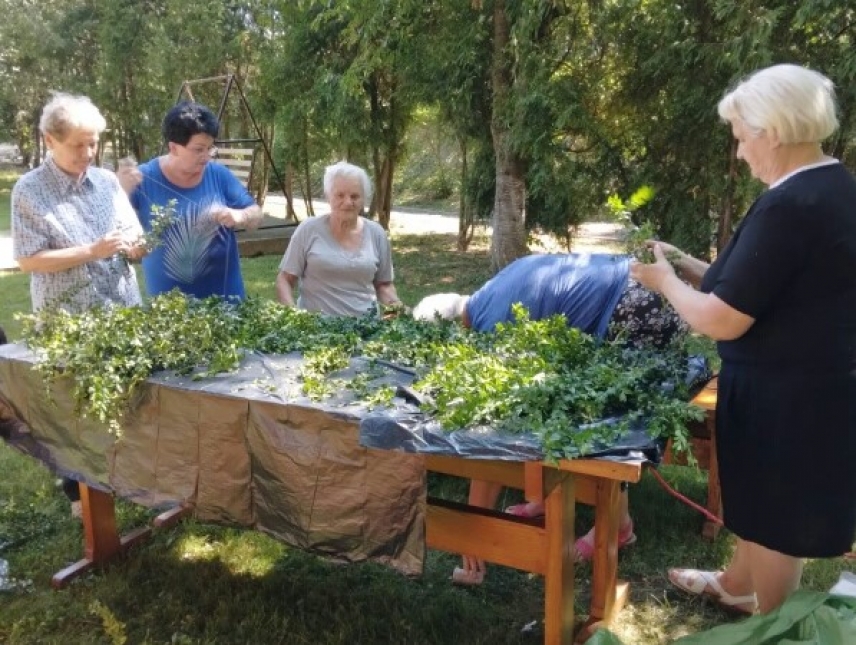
top-left (279, 214), bottom-right (394, 316)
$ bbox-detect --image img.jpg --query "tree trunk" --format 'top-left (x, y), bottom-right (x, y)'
top-left (457, 136), bottom-right (474, 252)
top-left (716, 138), bottom-right (738, 253)
top-left (301, 120), bottom-right (315, 218)
top-left (489, 0), bottom-right (528, 271)
top-left (31, 109), bottom-right (41, 168)
top-left (491, 142), bottom-right (528, 270)
top-left (369, 145), bottom-right (381, 221)
top-left (379, 156), bottom-right (393, 230)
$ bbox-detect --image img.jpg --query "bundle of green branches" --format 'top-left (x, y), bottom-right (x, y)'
top-left (17, 293), bottom-right (703, 460)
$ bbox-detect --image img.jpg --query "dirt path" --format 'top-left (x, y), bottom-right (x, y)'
top-left (261, 194), bottom-right (625, 254)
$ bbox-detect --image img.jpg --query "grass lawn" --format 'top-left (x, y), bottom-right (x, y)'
top-left (0, 229), bottom-right (853, 644)
top-left (0, 168), bottom-right (16, 233)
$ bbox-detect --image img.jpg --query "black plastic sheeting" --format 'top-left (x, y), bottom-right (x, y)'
top-left (0, 344), bottom-right (426, 575)
top-left (360, 355), bottom-right (712, 464)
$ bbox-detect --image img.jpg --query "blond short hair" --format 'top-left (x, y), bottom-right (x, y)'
top-left (717, 64), bottom-right (838, 143)
top-left (39, 93), bottom-right (107, 140)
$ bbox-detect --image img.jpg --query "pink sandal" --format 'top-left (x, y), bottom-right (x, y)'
top-left (573, 520), bottom-right (637, 562)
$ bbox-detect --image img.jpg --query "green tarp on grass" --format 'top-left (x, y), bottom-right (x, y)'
top-left (585, 591), bottom-right (856, 644)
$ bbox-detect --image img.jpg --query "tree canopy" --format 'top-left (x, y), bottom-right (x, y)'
top-left (1, 0), bottom-right (853, 263)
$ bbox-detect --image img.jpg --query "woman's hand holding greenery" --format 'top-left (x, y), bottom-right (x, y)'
top-left (630, 243), bottom-right (677, 293)
top-left (646, 240), bottom-right (684, 265)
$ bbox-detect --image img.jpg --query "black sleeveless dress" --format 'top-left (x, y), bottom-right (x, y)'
top-left (700, 163), bottom-right (856, 557)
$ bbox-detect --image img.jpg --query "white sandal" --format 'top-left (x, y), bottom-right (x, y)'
top-left (668, 568), bottom-right (758, 615)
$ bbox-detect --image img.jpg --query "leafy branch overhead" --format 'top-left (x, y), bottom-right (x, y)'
top-left (18, 294), bottom-right (703, 461)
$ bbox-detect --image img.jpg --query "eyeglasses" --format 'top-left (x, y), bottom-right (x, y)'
top-left (183, 144), bottom-right (218, 158)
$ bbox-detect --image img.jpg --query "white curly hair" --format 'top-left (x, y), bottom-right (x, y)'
top-left (412, 293), bottom-right (468, 322)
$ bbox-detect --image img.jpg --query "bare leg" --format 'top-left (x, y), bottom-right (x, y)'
top-left (453, 479), bottom-right (503, 583)
top-left (717, 537), bottom-right (755, 598)
top-left (744, 540), bottom-right (802, 613)
top-left (674, 537), bottom-right (799, 614)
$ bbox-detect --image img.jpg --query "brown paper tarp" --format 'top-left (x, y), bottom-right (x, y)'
top-left (0, 344), bottom-right (426, 575)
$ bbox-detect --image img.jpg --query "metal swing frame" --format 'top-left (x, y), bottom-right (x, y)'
top-left (174, 74), bottom-right (295, 223)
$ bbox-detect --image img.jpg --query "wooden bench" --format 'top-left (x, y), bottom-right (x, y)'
top-left (213, 145), bottom-right (256, 188)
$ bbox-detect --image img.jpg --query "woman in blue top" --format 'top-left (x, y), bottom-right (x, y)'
top-left (121, 102), bottom-right (262, 300)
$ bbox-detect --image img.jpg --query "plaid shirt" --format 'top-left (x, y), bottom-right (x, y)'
top-left (12, 156), bottom-right (143, 312)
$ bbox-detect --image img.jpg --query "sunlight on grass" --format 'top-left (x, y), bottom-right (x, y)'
top-left (0, 271), bottom-right (31, 340)
top-left (0, 169), bottom-right (18, 232)
top-left (216, 533), bottom-right (286, 577)
top-left (174, 529), bottom-right (284, 578)
top-left (178, 534), bottom-right (221, 561)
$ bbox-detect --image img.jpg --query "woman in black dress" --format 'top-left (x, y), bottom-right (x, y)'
top-left (632, 63), bottom-right (856, 615)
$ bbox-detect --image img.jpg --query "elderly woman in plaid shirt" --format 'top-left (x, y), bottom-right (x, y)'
top-left (12, 92), bottom-right (147, 516)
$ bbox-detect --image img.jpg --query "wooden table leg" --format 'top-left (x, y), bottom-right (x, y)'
top-left (576, 479), bottom-right (629, 643)
top-left (51, 483), bottom-right (151, 589)
top-left (689, 376), bottom-right (723, 540)
top-left (424, 457), bottom-right (638, 644)
top-left (543, 471), bottom-right (575, 645)
top-left (702, 420), bottom-right (723, 540)
top-left (524, 461), bottom-right (545, 503)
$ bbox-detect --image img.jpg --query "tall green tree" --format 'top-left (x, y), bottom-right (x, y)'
top-left (2, 0), bottom-right (853, 264)
top-left (94, 0), bottom-right (164, 162)
top-left (399, 1), bottom-right (493, 250)
top-left (0, 0), bottom-right (91, 164)
top-left (259, 0), bottom-right (421, 229)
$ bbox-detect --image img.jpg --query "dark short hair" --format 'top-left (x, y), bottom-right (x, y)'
top-left (162, 102), bottom-right (219, 145)
top-left (0, 326), bottom-right (7, 345)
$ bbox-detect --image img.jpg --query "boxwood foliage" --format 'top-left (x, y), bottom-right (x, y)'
top-left (18, 293), bottom-right (703, 461)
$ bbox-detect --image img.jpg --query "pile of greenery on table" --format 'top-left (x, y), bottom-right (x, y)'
top-left (18, 291), bottom-right (703, 461)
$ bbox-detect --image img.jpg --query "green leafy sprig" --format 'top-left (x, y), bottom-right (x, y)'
top-left (139, 199), bottom-right (178, 252)
top-left (18, 294), bottom-right (704, 461)
top-left (415, 304), bottom-right (704, 460)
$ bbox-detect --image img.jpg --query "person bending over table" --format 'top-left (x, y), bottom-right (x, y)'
top-left (276, 161), bottom-right (403, 316)
top-left (120, 101), bottom-right (262, 300)
top-left (12, 93), bottom-right (147, 517)
top-left (413, 252), bottom-right (687, 585)
top-left (632, 63), bottom-right (856, 616)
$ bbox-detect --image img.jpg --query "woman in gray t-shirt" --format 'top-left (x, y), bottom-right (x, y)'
top-left (276, 161), bottom-right (402, 317)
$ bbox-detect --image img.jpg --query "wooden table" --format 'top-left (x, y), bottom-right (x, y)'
top-left (45, 377), bottom-right (720, 645)
top-left (425, 378), bottom-right (721, 642)
top-left (426, 455), bottom-right (644, 644)
top-left (663, 376), bottom-right (722, 539)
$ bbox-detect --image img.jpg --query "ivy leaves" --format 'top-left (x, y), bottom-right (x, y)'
top-left (19, 294), bottom-right (704, 461)
top-left (19, 293), bottom-right (242, 432)
top-left (417, 304), bottom-right (704, 460)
